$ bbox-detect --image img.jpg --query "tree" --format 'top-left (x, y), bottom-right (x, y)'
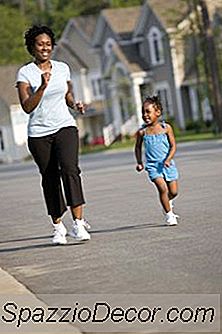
top-left (0, 4), bottom-right (31, 64)
top-left (197, 0), bottom-right (222, 132)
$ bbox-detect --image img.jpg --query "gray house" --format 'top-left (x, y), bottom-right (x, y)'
top-left (92, 7), bottom-right (145, 144)
top-left (143, 0), bottom-right (222, 129)
top-left (92, 5), bottom-right (183, 144)
top-left (92, 0), bottom-right (222, 142)
top-left (133, 0), bottom-right (188, 128)
top-left (53, 15), bottom-right (105, 145)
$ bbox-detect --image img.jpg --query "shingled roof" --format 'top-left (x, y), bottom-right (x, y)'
top-left (53, 15), bottom-right (99, 71)
top-left (147, 0), bottom-right (189, 29)
top-left (72, 15), bottom-right (98, 40)
top-left (102, 6), bottom-right (141, 36)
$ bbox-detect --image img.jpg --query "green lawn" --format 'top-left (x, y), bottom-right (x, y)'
top-left (80, 131), bottom-right (222, 155)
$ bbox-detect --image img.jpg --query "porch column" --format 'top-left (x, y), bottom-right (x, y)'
top-left (110, 82), bottom-right (122, 136)
top-left (130, 74), bottom-right (145, 127)
top-left (169, 36), bottom-right (185, 129)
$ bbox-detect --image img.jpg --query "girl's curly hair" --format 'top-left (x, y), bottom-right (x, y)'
top-left (24, 25), bottom-right (56, 55)
top-left (142, 95), bottom-right (163, 114)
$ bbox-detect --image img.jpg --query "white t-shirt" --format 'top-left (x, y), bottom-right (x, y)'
top-left (16, 60), bottom-right (76, 137)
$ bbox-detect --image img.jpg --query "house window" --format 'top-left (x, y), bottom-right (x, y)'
top-left (104, 38), bottom-right (116, 56)
top-left (91, 77), bottom-right (103, 100)
top-left (148, 26), bottom-right (164, 65)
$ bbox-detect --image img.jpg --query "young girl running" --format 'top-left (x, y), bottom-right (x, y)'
top-left (135, 96), bottom-right (179, 226)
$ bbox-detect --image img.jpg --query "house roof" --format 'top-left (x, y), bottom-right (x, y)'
top-left (147, 0), bottom-right (189, 29)
top-left (112, 44), bottom-right (150, 73)
top-left (102, 6), bottom-right (141, 36)
top-left (72, 15), bottom-right (98, 40)
top-left (53, 41), bottom-right (88, 71)
top-left (53, 15), bottom-right (99, 71)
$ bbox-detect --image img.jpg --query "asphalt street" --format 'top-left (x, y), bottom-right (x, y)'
top-left (0, 140), bottom-right (221, 334)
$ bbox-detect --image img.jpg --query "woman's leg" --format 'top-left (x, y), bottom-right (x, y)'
top-left (54, 127), bottom-right (85, 220)
top-left (53, 127), bottom-right (90, 241)
top-left (28, 135), bottom-right (67, 222)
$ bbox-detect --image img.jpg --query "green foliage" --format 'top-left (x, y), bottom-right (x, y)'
top-left (110, 0), bottom-right (142, 8)
top-left (185, 119), bottom-right (213, 133)
top-left (165, 116), bottom-right (181, 137)
top-left (0, 4), bottom-right (31, 64)
top-left (0, 0), bottom-right (142, 64)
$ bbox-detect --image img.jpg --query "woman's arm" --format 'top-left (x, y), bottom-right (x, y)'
top-left (17, 72), bottom-right (50, 114)
top-left (165, 124), bottom-right (177, 166)
top-left (65, 81), bottom-right (75, 109)
top-left (66, 81), bottom-right (85, 114)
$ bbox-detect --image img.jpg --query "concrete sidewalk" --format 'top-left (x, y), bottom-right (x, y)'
top-left (0, 268), bottom-right (82, 334)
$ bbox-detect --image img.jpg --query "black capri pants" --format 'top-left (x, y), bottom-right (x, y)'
top-left (28, 126), bottom-right (85, 218)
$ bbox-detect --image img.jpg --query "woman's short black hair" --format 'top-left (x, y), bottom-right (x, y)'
top-left (142, 95), bottom-right (163, 114)
top-left (24, 25), bottom-right (56, 55)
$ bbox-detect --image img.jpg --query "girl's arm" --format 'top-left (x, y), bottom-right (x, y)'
top-left (135, 129), bottom-right (144, 171)
top-left (165, 124), bottom-right (176, 167)
top-left (66, 81), bottom-right (85, 114)
top-left (17, 72), bottom-right (50, 114)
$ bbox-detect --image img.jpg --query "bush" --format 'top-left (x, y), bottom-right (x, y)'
top-left (185, 120), bottom-right (204, 133)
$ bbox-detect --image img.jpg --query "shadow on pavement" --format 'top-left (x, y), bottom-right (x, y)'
top-left (0, 235), bottom-right (51, 244)
top-left (0, 223), bottom-right (168, 253)
top-left (90, 222), bottom-right (166, 234)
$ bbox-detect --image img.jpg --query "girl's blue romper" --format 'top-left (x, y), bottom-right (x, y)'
top-left (143, 124), bottom-right (178, 182)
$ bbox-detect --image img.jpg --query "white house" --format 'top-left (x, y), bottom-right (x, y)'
top-left (0, 65), bottom-right (29, 163)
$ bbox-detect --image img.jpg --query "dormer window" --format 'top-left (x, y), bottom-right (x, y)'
top-left (148, 26), bottom-right (164, 66)
top-left (104, 38), bottom-right (116, 56)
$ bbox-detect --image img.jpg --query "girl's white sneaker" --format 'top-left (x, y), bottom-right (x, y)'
top-left (165, 211), bottom-right (178, 226)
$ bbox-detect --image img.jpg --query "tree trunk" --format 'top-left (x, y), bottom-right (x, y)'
top-left (198, 0), bottom-right (222, 132)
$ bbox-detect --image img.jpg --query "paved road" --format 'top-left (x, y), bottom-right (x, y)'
top-left (0, 140), bottom-right (221, 333)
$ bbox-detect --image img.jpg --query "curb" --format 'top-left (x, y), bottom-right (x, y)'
top-left (0, 268), bottom-right (82, 333)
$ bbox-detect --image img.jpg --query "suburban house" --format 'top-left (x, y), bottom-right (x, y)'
top-left (92, 0), bottom-right (222, 143)
top-left (52, 15), bottom-right (105, 146)
top-left (92, 4), bottom-right (183, 144)
top-left (53, 1), bottom-right (221, 146)
top-left (0, 65), bottom-right (29, 163)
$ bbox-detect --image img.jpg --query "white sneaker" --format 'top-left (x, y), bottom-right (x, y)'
top-left (82, 219), bottom-right (91, 230)
top-left (69, 219), bottom-right (91, 241)
top-left (52, 222), bottom-right (67, 245)
top-left (165, 211), bottom-right (178, 226)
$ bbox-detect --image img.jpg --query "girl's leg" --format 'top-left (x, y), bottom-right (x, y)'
top-left (167, 180), bottom-right (178, 200)
top-left (153, 177), bottom-right (171, 213)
